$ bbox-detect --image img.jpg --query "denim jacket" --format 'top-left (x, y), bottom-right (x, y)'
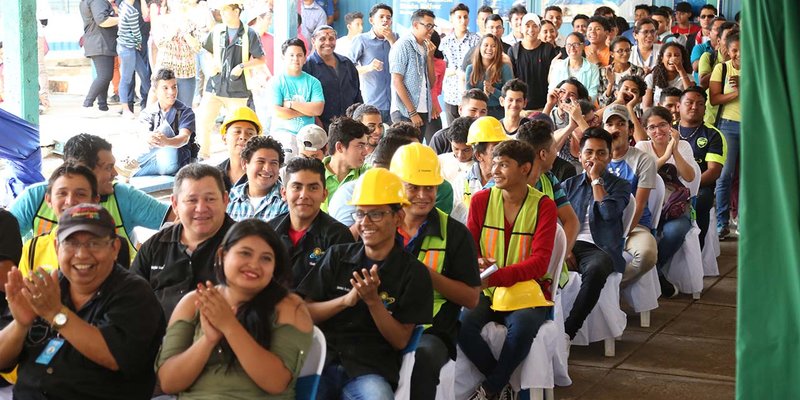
top-left (562, 171), bottom-right (631, 273)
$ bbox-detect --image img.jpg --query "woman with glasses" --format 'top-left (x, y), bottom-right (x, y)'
top-left (548, 32), bottom-right (600, 102)
top-left (635, 106), bottom-right (698, 297)
top-left (630, 18), bottom-right (661, 75)
top-left (157, 219), bottom-right (313, 399)
top-left (598, 37), bottom-right (644, 107)
top-left (643, 42), bottom-right (693, 109)
top-left (466, 34), bottom-right (513, 119)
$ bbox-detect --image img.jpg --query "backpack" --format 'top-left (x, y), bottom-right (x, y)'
top-left (658, 163), bottom-right (691, 224)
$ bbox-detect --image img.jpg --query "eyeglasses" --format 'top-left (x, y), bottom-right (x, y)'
top-left (565, 42), bottom-right (583, 48)
top-left (645, 122), bottom-right (671, 132)
top-left (419, 22), bottom-right (436, 31)
top-left (699, 14), bottom-right (716, 19)
top-left (60, 237), bottom-right (115, 252)
top-left (638, 29), bottom-right (656, 36)
top-left (352, 210), bottom-right (394, 222)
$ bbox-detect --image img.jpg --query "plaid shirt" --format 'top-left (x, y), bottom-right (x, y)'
top-left (440, 31), bottom-right (480, 105)
top-left (227, 181), bottom-right (287, 222)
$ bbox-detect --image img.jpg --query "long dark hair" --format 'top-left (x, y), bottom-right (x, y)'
top-left (214, 219), bottom-right (291, 364)
top-left (651, 42), bottom-right (691, 89)
top-left (470, 34), bottom-right (503, 87)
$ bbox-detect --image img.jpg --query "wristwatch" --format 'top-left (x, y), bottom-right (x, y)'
top-left (591, 177), bottom-right (605, 186)
top-left (52, 308), bottom-right (68, 330)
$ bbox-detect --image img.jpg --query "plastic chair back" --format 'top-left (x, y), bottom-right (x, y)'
top-left (648, 175), bottom-right (666, 229)
top-left (622, 194), bottom-right (637, 236)
top-left (295, 326), bottom-right (326, 400)
top-left (395, 325), bottom-right (425, 400)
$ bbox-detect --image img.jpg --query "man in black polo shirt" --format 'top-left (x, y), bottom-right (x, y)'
top-left (0, 203), bottom-right (164, 400)
top-left (296, 167), bottom-right (433, 400)
top-left (133, 163), bottom-right (235, 319)
top-left (269, 157), bottom-right (353, 288)
top-left (678, 86), bottom-right (726, 246)
top-left (389, 143), bottom-right (481, 399)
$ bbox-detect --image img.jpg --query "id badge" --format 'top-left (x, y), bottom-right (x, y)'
top-left (35, 338), bottom-right (65, 365)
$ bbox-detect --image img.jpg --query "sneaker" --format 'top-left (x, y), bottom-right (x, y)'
top-left (108, 94), bottom-right (120, 104)
top-left (115, 157), bottom-right (140, 182)
top-left (121, 108), bottom-right (136, 120)
top-left (467, 385), bottom-right (492, 400)
top-left (564, 333), bottom-right (572, 360)
top-left (718, 225), bottom-right (731, 240)
top-left (660, 277), bottom-right (679, 298)
top-left (497, 384), bottom-right (516, 400)
top-left (82, 106), bottom-right (108, 119)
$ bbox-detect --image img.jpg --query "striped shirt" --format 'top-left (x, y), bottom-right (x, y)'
top-left (117, 1), bottom-right (142, 49)
top-left (227, 181), bottom-right (288, 222)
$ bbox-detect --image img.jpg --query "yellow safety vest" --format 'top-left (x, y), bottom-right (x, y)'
top-left (211, 22), bottom-right (253, 90)
top-left (480, 186), bottom-right (544, 298)
top-left (32, 188), bottom-right (136, 262)
top-left (416, 209), bottom-right (449, 323)
top-left (537, 174), bottom-right (569, 288)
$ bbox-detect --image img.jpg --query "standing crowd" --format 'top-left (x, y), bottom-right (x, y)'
top-left (0, 1), bottom-right (740, 399)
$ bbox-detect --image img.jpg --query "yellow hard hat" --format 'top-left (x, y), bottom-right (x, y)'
top-left (491, 280), bottom-right (554, 311)
top-left (221, 107), bottom-right (262, 136)
top-left (348, 168), bottom-right (411, 206)
top-left (467, 116), bottom-right (508, 146)
top-left (389, 143), bottom-right (444, 187)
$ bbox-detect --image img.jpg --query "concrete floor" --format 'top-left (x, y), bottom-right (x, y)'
top-left (556, 240), bottom-right (737, 400)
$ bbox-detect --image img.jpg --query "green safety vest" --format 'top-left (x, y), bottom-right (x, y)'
top-left (537, 174), bottom-right (569, 288)
top-left (480, 186), bottom-right (543, 297)
top-left (33, 184), bottom-right (137, 262)
top-left (211, 22), bottom-right (253, 90)
top-left (416, 208), bottom-right (449, 324)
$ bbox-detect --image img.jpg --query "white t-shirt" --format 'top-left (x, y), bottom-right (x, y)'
top-left (645, 73), bottom-right (685, 105)
top-left (634, 139), bottom-right (699, 194)
top-left (416, 42), bottom-right (429, 113)
top-left (576, 205), bottom-right (595, 244)
top-left (438, 153), bottom-right (474, 183)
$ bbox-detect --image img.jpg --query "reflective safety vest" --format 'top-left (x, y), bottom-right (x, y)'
top-left (211, 22), bottom-right (253, 90)
top-left (416, 209), bottom-right (449, 322)
top-left (480, 186), bottom-right (544, 298)
top-left (537, 174), bottom-right (569, 288)
top-left (32, 186), bottom-right (137, 262)
top-left (462, 179), bottom-right (472, 208)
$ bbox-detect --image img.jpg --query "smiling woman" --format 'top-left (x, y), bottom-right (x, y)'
top-left (156, 219), bottom-right (313, 399)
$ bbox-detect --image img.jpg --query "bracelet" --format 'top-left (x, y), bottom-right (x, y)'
top-left (409, 111), bottom-right (419, 118)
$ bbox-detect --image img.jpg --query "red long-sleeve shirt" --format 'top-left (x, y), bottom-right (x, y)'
top-left (467, 188), bottom-right (557, 291)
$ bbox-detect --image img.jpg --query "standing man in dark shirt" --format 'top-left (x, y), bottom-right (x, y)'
top-left (296, 168), bottom-right (433, 400)
top-left (303, 25), bottom-right (362, 129)
top-left (269, 157), bottom-right (353, 288)
top-left (508, 13), bottom-right (558, 111)
top-left (678, 86), bottom-right (726, 247)
top-left (133, 164), bottom-right (234, 319)
top-left (197, 0), bottom-right (265, 159)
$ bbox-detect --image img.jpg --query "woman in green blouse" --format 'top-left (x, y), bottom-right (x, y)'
top-left (157, 219), bottom-right (313, 399)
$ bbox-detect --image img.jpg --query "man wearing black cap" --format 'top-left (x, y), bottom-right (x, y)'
top-left (0, 203), bottom-right (165, 400)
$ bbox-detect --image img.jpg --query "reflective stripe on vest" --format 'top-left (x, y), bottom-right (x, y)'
top-left (462, 179), bottom-right (472, 208)
top-left (480, 186), bottom-right (543, 297)
top-left (33, 187), bottom-right (136, 262)
top-left (417, 209), bottom-right (448, 321)
top-left (212, 23), bottom-right (252, 90)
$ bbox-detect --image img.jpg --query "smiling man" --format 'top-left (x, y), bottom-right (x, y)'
top-left (133, 163), bottom-right (234, 319)
top-left (216, 107), bottom-right (263, 191)
top-left (508, 13), bottom-right (558, 110)
top-left (296, 167), bottom-right (432, 400)
top-left (269, 157), bottom-right (353, 288)
top-left (303, 25), bottom-right (362, 129)
top-left (227, 136), bottom-right (288, 222)
top-left (321, 117), bottom-right (370, 212)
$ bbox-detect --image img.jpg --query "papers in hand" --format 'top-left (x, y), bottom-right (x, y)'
top-left (480, 264), bottom-right (499, 280)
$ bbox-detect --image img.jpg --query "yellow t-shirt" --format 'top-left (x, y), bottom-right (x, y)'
top-left (710, 60), bottom-right (740, 122)
top-left (18, 230), bottom-right (59, 278)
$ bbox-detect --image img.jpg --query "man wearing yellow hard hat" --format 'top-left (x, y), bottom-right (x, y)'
top-left (459, 140), bottom-right (558, 400)
top-left (452, 116), bottom-right (509, 209)
top-left (296, 168), bottom-right (433, 400)
top-left (389, 143), bottom-right (481, 399)
top-left (216, 106), bottom-right (263, 191)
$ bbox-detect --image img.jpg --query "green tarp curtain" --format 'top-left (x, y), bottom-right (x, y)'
top-left (738, 1), bottom-right (800, 399)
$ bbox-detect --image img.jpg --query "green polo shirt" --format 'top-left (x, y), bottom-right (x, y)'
top-left (322, 156), bottom-right (369, 212)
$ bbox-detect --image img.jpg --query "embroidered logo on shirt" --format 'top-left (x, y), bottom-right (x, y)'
top-left (151, 265), bottom-right (165, 271)
top-left (380, 291), bottom-right (396, 308)
top-left (308, 248), bottom-right (324, 266)
top-left (696, 137), bottom-right (708, 148)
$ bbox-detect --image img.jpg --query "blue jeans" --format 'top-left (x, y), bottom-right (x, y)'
top-left (458, 294), bottom-right (550, 394)
top-left (84, 55), bottom-right (114, 110)
top-left (117, 44), bottom-right (151, 109)
top-left (134, 124), bottom-right (189, 177)
top-left (715, 118), bottom-right (740, 228)
top-left (656, 214), bottom-right (693, 269)
top-left (177, 78), bottom-right (195, 109)
top-left (317, 363), bottom-right (394, 400)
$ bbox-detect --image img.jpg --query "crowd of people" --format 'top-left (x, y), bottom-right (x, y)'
top-left (0, 1), bottom-right (741, 399)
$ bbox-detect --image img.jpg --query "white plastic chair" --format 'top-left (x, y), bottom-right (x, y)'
top-left (562, 194), bottom-right (635, 356)
top-left (395, 325), bottom-right (425, 400)
top-left (621, 176), bottom-right (665, 328)
top-left (295, 326), bottom-right (326, 400)
top-left (665, 163), bottom-right (704, 299)
top-left (454, 225), bottom-right (567, 400)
